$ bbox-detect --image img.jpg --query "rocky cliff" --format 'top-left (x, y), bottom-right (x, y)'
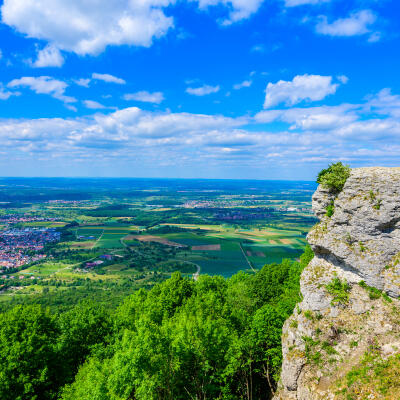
top-left (275, 167), bottom-right (400, 400)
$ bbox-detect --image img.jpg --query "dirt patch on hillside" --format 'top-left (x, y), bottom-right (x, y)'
top-left (192, 244), bottom-right (221, 251)
top-left (124, 235), bottom-right (186, 248)
top-left (71, 241), bottom-right (96, 249)
top-left (280, 238), bottom-right (293, 245)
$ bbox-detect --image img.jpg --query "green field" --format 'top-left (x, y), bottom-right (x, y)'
top-left (18, 262), bottom-right (71, 278)
top-left (190, 241), bottom-right (250, 277)
top-left (76, 228), bottom-right (104, 240)
top-left (67, 223), bottom-right (310, 277)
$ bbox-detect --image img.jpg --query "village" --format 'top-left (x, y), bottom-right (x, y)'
top-left (0, 213), bottom-right (59, 224)
top-left (0, 227), bottom-right (61, 272)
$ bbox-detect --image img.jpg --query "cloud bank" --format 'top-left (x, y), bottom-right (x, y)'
top-left (0, 88), bottom-right (399, 175)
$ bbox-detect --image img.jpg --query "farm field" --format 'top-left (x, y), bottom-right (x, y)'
top-left (124, 224), bottom-right (308, 276)
top-left (0, 177), bottom-right (317, 306)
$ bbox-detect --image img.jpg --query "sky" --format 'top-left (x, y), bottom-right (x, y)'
top-left (0, 0), bottom-right (399, 180)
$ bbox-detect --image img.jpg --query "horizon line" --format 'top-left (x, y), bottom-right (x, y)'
top-left (0, 176), bottom-right (317, 183)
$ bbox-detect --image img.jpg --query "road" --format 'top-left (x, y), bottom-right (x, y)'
top-left (192, 263), bottom-right (201, 281)
top-left (239, 242), bottom-right (256, 273)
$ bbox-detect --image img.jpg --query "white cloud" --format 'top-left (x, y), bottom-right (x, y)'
top-left (83, 100), bottom-right (107, 109)
top-left (233, 80), bottom-right (252, 90)
top-left (250, 44), bottom-right (265, 53)
top-left (1, 0), bottom-right (175, 56)
top-left (123, 91), bottom-right (165, 104)
top-left (7, 76), bottom-right (76, 103)
top-left (256, 104), bottom-right (359, 130)
top-left (263, 74), bottom-right (338, 108)
top-left (193, 0), bottom-right (264, 25)
top-left (316, 10), bottom-right (378, 39)
top-left (186, 84), bottom-right (220, 96)
top-left (0, 84), bottom-right (19, 100)
top-left (74, 78), bottom-right (91, 88)
top-left (92, 73), bottom-right (126, 85)
top-left (285, 0), bottom-right (330, 6)
top-left (1, 0), bottom-right (265, 59)
top-left (32, 45), bottom-right (64, 68)
top-left (368, 31), bottom-right (382, 43)
top-left (366, 88), bottom-right (400, 118)
top-left (1, 90), bottom-right (400, 174)
top-left (337, 75), bottom-right (349, 84)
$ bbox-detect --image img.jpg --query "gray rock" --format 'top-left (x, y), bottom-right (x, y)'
top-left (312, 185), bottom-right (336, 220)
top-left (275, 167), bottom-right (400, 400)
top-left (308, 167), bottom-right (400, 296)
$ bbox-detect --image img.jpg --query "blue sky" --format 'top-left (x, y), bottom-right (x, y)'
top-left (0, 0), bottom-right (399, 179)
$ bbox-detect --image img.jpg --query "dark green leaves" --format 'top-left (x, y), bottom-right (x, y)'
top-left (317, 162), bottom-right (351, 193)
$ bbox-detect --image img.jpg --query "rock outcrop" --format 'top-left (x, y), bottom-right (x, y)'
top-left (275, 167), bottom-right (400, 400)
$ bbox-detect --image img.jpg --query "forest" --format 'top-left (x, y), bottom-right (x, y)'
top-left (0, 246), bottom-right (313, 400)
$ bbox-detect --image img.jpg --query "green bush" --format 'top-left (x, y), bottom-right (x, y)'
top-left (317, 162), bottom-right (351, 193)
top-left (359, 281), bottom-right (392, 302)
top-left (326, 277), bottom-right (351, 305)
top-left (326, 201), bottom-right (335, 217)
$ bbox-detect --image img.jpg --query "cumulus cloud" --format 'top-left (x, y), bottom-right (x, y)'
top-left (285, 0), bottom-right (330, 6)
top-left (83, 100), bottom-right (107, 109)
top-left (316, 10), bottom-right (378, 40)
top-left (1, 0), bottom-right (175, 56)
top-left (337, 75), bottom-right (349, 84)
top-left (123, 91), bottom-right (165, 104)
top-left (186, 84), bottom-right (220, 96)
top-left (32, 45), bottom-right (64, 68)
top-left (193, 0), bottom-right (264, 25)
top-left (263, 74), bottom-right (338, 108)
top-left (233, 80), bottom-right (252, 90)
top-left (0, 84), bottom-right (19, 100)
top-left (74, 78), bottom-right (91, 88)
top-left (256, 104), bottom-right (359, 130)
top-left (92, 73), bottom-right (126, 84)
top-left (7, 76), bottom-right (76, 103)
top-left (0, 108), bottom-right (246, 157)
top-left (1, 0), bottom-right (265, 59)
top-left (365, 88), bottom-right (400, 118)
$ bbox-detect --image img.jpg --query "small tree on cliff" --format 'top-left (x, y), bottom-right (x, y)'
top-left (317, 162), bottom-right (350, 193)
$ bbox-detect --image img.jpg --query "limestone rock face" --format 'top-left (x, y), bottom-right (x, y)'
top-left (275, 167), bottom-right (400, 400)
top-left (309, 167), bottom-right (400, 296)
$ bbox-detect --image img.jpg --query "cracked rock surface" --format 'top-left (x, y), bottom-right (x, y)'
top-left (274, 167), bottom-right (400, 400)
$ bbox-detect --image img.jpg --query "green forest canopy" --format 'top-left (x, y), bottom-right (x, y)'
top-left (0, 247), bottom-right (314, 400)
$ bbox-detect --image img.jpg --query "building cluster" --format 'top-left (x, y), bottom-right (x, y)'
top-left (277, 207), bottom-right (313, 214)
top-left (85, 254), bottom-right (113, 269)
top-left (214, 209), bottom-right (275, 221)
top-left (182, 200), bottom-right (312, 214)
top-left (0, 213), bottom-right (58, 224)
top-left (0, 228), bottom-right (61, 269)
top-left (47, 199), bottom-right (101, 207)
top-left (183, 200), bottom-right (245, 209)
